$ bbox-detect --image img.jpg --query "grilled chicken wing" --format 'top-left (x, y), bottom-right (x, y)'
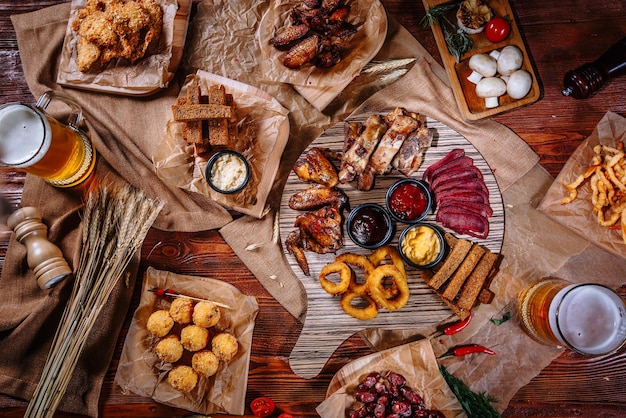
top-left (283, 35), bottom-right (320, 69)
top-left (270, 23), bottom-right (309, 49)
top-left (294, 205), bottom-right (343, 254)
top-left (288, 185), bottom-right (348, 211)
top-left (293, 147), bottom-right (339, 187)
top-left (285, 229), bottom-right (310, 276)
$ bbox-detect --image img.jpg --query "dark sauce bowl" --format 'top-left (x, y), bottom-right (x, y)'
top-left (205, 150), bottom-right (250, 194)
top-left (398, 222), bottom-right (447, 269)
top-left (346, 203), bottom-right (394, 249)
top-left (385, 178), bottom-right (433, 224)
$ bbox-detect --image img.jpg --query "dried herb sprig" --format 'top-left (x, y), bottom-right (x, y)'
top-left (24, 183), bottom-right (164, 418)
top-left (421, 0), bottom-right (474, 62)
top-left (439, 365), bottom-right (501, 418)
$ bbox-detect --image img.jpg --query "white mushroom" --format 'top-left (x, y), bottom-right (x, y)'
top-left (497, 45), bottom-right (523, 76)
top-left (476, 77), bottom-right (507, 108)
top-left (506, 69), bottom-right (532, 99)
top-left (467, 53), bottom-right (497, 84)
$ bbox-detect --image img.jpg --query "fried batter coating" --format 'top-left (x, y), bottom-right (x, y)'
top-left (167, 365), bottom-right (198, 393)
top-left (146, 309), bottom-right (174, 338)
top-left (169, 297), bottom-right (194, 324)
top-left (192, 301), bottom-right (221, 328)
top-left (155, 334), bottom-right (184, 363)
top-left (181, 325), bottom-right (209, 352)
top-left (192, 350), bottom-right (220, 377)
top-left (72, 0), bottom-right (163, 72)
top-left (211, 332), bottom-right (239, 362)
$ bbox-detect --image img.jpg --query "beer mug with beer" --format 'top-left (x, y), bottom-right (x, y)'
top-left (517, 278), bottom-right (626, 356)
top-left (0, 91), bottom-right (95, 188)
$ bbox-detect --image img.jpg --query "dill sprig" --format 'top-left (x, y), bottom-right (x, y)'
top-left (421, 0), bottom-right (474, 62)
top-left (439, 366), bottom-right (501, 418)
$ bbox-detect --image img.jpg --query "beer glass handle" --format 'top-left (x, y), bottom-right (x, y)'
top-left (35, 91), bottom-right (83, 128)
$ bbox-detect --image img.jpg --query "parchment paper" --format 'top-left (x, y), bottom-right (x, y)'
top-left (115, 267), bottom-right (259, 415)
top-left (56, 0), bottom-right (179, 91)
top-left (538, 111), bottom-right (626, 259)
top-left (153, 70), bottom-right (290, 218)
top-left (316, 339), bottom-right (465, 418)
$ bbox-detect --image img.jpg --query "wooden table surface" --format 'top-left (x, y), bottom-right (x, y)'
top-left (1, 0), bottom-right (626, 417)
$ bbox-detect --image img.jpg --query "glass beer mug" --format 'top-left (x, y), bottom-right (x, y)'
top-left (0, 91), bottom-right (95, 188)
top-left (517, 277), bottom-right (626, 356)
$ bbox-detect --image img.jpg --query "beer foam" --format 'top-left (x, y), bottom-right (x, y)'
top-left (552, 284), bottom-right (626, 355)
top-left (0, 104), bottom-right (48, 166)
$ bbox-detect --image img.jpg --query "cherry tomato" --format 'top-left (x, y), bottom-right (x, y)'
top-left (278, 414), bottom-right (294, 418)
top-left (485, 16), bottom-right (511, 43)
top-left (250, 397), bottom-right (275, 417)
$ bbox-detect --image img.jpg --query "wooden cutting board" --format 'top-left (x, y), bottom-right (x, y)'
top-left (422, 0), bottom-right (541, 120)
top-left (280, 111), bottom-right (505, 379)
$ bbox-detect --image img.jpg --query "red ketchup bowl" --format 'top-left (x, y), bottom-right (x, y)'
top-left (385, 178), bottom-right (433, 224)
top-left (346, 203), bottom-right (394, 249)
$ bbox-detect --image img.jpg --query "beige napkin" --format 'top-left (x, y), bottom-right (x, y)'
top-left (1, 3), bottom-right (233, 416)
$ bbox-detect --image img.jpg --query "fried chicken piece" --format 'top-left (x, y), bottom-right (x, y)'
top-left (283, 35), bottom-right (320, 69)
top-left (293, 147), bottom-right (339, 187)
top-left (288, 185), bottom-right (348, 211)
top-left (286, 229), bottom-right (310, 276)
top-left (294, 205), bottom-right (344, 254)
top-left (76, 37), bottom-right (102, 72)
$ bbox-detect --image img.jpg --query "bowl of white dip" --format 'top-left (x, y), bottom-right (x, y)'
top-left (205, 150), bottom-right (250, 194)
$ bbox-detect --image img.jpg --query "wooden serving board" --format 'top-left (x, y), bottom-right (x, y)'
top-left (422, 0), bottom-right (541, 120)
top-left (280, 111), bottom-right (505, 379)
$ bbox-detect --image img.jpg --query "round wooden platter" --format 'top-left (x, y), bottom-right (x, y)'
top-left (279, 111), bottom-right (504, 379)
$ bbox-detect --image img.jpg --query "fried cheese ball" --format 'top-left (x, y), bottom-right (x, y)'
top-left (192, 350), bottom-right (220, 378)
top-left (211, 332), bottom-right (239, 362)
top-left (169, 297), bottom-right (194, 324)
top-left (192, 301), bottom-right (221, 328)
top-left (146, 309), bottom-right (174, 338)
top-left (180, 324), bottom-right (209, 352)
top-left (167, 365), bottom-right (198, 393)
top-left (155, 334), bottom-right (184, 363)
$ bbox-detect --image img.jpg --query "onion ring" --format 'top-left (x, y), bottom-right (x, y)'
top-left (318, 261), bottom-right (353, 295)
top-left (335, 253), bottom-right (374, 296)
top-left (368, 264), bottom-right (410, 311)
top-left (368, 246), bottom-right (406, 299)
top-left (340, 291), bottom-right (379, 320)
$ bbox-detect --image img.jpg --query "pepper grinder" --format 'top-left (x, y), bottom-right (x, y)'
top-left (7, 207), bottom-right (72, 289)
top-left (562, 36), bottom-right (626, 99)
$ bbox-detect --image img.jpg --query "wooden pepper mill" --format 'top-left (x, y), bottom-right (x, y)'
top-left (7, 206), bottom-right (72, 289)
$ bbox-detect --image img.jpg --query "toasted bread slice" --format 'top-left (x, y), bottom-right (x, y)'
top-left (457, 251), bottom-right (499, 311)
top-left (172, 104), bottom-right (234, 121)
top-left (427, 235), bottom-right (472, 290)
top-left (441, 243), bottom-right (485, 300)
top-left (208, 84), bottom-right (230, 146)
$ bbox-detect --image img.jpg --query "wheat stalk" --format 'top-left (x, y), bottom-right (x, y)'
top-left (24, 183), bottom-right (164, 418)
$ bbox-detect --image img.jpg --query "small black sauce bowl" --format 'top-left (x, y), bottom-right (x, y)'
top-left (398, 223), bottom-right (447, 269)
top-left (385, 178), bottom-right (433, 224)
top-left (205, 150), bottom-right (250, 194)
top-left (346, 203), bottom-right (394, 249)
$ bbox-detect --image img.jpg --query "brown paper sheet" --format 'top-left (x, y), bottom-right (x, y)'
top-left (115, 267), bottom-right (259, 415)
top-left (56, 0), bottom-right (180, 92)
top-left (316, 339), bottom-right (465, 418)
top-left (538, 111), bottom-right (626, 259)
top-left (153, 70), bottom-right (290, 218)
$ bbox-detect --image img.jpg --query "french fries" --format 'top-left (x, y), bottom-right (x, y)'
top-left (562, 141), bottom-right (626, 244)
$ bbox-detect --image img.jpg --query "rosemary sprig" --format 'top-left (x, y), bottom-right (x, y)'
top-left (439, 366), bottom-right (501, 418)
top-left (421, 0), bottom-right (474, 62)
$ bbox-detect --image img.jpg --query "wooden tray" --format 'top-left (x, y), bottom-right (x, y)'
top-left (280, 111), bottom-right (505, 378)
top-left (422, 0), bottom-right (541, 120)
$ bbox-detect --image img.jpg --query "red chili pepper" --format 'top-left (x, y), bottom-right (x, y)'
top-left (443, 310), bottom-right (473, 335)
top-left (449, 344), bottom-right (496, 357)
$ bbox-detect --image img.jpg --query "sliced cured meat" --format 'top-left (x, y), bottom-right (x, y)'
top-left (437, 200), bottom-right (493, 218)
top-left (427, 156), bottom-right (475, 184)
top-left (435, 188), bottom-right (488, 205)
top-left (423, 148), bottom-right (465, 183)
top-left (436, 207), bottom-right (490, 240)
top-left (430, 164), bottom-right (484, 191)
top-left (434, 176), bottom-right (489, 196)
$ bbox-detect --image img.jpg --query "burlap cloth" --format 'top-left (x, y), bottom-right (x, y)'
top-left (4, 1), bottom-right (626, 416)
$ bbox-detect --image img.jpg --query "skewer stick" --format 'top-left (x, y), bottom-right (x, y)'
top-left (149, 288), bottom-right (232, 309)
